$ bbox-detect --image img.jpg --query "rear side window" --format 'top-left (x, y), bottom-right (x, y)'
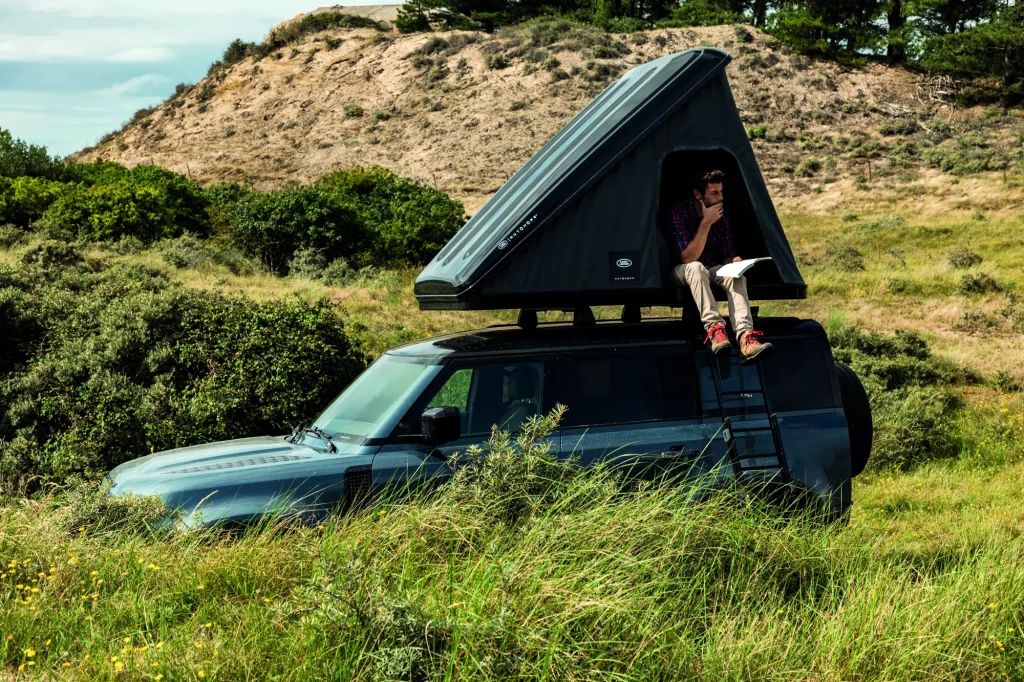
top-left (761, 339), bottom-right (835, 411)
top-left (558, 348), bottom-right (699, 427)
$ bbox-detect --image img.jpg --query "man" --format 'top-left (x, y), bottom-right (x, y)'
top-left (669, 170), bottom-right (773, 363)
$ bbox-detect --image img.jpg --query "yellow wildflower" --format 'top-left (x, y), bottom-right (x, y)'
top-left (123, 637), bottom-right (131, 643)
top-left (25, 648), bottom-right (36, 657)
top-left (114, 661), bottom-right (125, 672)
top-left (156, 675), bottom-right (164, 681)
top-left (198, 671), bottom-right (205, 678)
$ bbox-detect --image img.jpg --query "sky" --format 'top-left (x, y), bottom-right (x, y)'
top-left (0, 0), bottom-right (392, 157)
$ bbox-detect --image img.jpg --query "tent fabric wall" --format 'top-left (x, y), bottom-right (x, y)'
top-left (415, 47), bottom-right (805, 311)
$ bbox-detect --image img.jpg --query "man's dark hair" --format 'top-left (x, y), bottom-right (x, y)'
top-left (694, 169), bottom-right (726, 194)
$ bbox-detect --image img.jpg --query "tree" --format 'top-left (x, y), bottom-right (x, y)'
top-left (768, 0), bottom-right (884, 60)
top-left (0, 128), bottom-right (66, 181)
top-left (919, 4), bottom-right (1024, 86)
top-left (909, 0), bottom-right (999, 37)
top-left (885, 0), bottom-right (908, 61)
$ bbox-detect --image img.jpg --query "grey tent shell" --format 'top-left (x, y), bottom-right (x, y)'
top-left (415, 47), bottom-right (805, 311)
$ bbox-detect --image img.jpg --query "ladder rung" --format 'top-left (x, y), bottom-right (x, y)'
top-left (731, 426), bottom-right (773, 433)
top-left (720, 389), bottom-right (765, 396)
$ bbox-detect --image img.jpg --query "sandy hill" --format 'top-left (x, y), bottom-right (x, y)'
top-left (77, 20), bottom-right (1018, 214)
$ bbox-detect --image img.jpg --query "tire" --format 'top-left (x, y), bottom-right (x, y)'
top-left (835, 363), bottom-right (872, 478)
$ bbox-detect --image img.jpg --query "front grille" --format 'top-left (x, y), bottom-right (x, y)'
top-left (345, 465), bottom-right (372, 512)
top-left (169, 454), bottom-right (310, 474)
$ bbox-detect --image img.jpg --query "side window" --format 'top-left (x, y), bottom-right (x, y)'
top-left (560, 348), bottom-right (699, 428)
top-left (400, 360), bottom-right (545, 437)
top-left (427, 368), bottom-right (471, 412)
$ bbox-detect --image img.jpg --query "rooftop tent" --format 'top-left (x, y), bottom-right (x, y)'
top-left (415, 47), bottom-right (805, 311)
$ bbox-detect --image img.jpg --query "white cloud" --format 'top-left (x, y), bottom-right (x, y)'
top-left (99, 73), bottom-right (169, 96)
top-left (106, 47), bottom-right (176, 63)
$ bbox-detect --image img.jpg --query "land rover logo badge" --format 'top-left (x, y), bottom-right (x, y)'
top-left (616, 258), bottom-right (632, 268)
top-left (498, 239), bottom-right (509, 250)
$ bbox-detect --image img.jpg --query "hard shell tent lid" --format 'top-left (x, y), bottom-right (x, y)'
top-left (415, 47), bottom-right (806, 311)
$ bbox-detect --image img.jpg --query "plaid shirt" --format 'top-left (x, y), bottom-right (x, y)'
top-left (669, 198), bottom-right (738, 268)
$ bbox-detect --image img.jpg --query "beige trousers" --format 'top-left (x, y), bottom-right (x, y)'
top-left (672, 261), bottom-right (754, 338)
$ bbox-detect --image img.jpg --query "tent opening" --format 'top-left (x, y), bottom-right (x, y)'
top-left (657, 148), bottom-right (781, 289)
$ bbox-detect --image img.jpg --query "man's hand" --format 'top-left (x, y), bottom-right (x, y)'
top-left (701, 202), bottom-right (724, 226)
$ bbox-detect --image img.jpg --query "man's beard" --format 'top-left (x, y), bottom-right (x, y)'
top-left (701, 196), bottom-right (723, 207)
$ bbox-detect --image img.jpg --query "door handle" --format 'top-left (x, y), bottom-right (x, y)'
top-left (658, 445), bottom-right (693, 460)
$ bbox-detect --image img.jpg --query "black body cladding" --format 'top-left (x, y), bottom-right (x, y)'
top-left (415, 47), bottom-right (806, 310)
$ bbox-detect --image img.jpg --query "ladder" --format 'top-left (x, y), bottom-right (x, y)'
top-left (708, 348), bottom-right (791, 483)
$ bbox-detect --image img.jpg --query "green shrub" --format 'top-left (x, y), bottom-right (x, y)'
top-left (0, 175), bottom-right (70, 227)
top-left (829, 325), bottom-right (979, 471)
top-left (990, 370), bottom-right (1022, 392)
top-left (0, 259), bottom-right (365, 483)
top-left (947, 246), bottom-right (983, 269)
top-left (55, 481), bottom-right (171, 537)
top-left (157, 234), bottom-right (256, 275)
top-left (20, 239), bottom-right (85, 270)
top-left (343, 103), bottom-right (365, 118)
top-left (219, 185), bottom-right (370, 272)
top-left (0, 223), bottom-right (25, 249)
top-left (748, 125), bottom-right (768, 139)
top-left (795, 158), bottom-right (822, 177)
top-left (486, 53), bottom-right (510, 69)
top-left (879, 119), bottom-right (919, 136)
top-left (822, 243), bottom-right (865, 271)
top-left (315, 166), bottom-right (466, 267)
top-left (956, 273), bottom-right (1001, 295)
top-left (288, 246), bottom-right (357, 286)
top-left (38, 164), bottom-right (209, 243)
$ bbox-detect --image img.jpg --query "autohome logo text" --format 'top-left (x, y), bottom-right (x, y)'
top-left (616, 258), bottom-right (633, 268)
top-left (495, 213), bottom-right (538, 252)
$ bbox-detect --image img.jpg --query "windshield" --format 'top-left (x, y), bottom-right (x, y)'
top-left (313, 354), bottom-right (440, 440)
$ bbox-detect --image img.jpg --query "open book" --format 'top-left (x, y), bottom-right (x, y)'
top-left (716, 257), bottom-right (772, 279)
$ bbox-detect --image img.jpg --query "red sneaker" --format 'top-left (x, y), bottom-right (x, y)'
top-left (740, 330), bottom-right (774, 364)
top-left (705, 323), bottom-right (731, 355)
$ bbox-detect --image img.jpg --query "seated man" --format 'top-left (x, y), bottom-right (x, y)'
top-left (669, 169), bottom-right (773, 363)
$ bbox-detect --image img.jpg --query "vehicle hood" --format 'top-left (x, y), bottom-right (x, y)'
top-left (107, 436), bottom-right (378, 527)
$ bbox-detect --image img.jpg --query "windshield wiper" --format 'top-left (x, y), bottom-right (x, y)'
top-left (288, 421), bottom-right (337, 453)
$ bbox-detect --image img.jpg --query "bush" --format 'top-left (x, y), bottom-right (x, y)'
top-left (748, 125), bottom-right (767, 139)
top-left (956, 273), bottom-right (1001, 295)
top-left (948, 246), bottom-right (983, 269)
top-left (55, 481), bottom-right (171, 537)
top-left (829, 324), bottom-right (979, 471)
top-left (0, 175), bottom-right (70, 227)
top-left (315, 166), bottom-right (466, 267)
top-left (0, 223), bottom-right (25, 249)
top-left (879, 119), bottom-right (920, 136)
top-left (795, 158), bottom-right (822, 177)
top-left (822, 243), bottom-right (865, 271)
top-left (486, 53), bottom-right (511, 70)
top-left (0, 258), bottom-right (365, 483)
top-left (38, 164), bottom-right (209, 243)
top-left (157, 234), bottom-right (257, 275)
top-left (219, 185), bottom-right (370, 272)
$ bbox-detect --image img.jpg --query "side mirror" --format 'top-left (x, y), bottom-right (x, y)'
top-left (421, 406), bottom-right (461, 445)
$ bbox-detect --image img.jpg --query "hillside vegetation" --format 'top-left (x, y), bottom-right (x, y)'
top-left (75, 19), bottom-right (1024, 213)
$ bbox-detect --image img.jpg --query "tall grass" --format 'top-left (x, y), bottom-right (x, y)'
top-left (2, 412), bottom-right (1022, 681)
